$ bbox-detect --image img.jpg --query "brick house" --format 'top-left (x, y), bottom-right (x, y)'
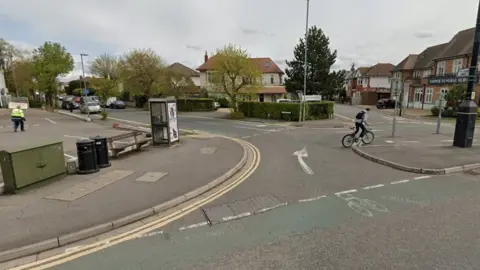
top-left (393, 27), bottom-right (480, 110)
top-left (390, 54), bottom-right (418, 107)
top-left (196, 52), bottom-right (287, 102)
top-left (349, 64), bottom-right (394, 105)
top-left (348, 66), bottom-right (370, 105)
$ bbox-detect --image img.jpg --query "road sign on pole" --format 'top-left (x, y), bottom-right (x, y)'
top-left (83, 89), bottom-right (89, 95)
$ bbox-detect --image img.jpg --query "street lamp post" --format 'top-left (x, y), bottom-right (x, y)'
top-left (80, 53), bottom-right (90, 119)
top-left (453, 0), bottom-right (480, 148)
top-left (302, 0), bottom-right (310, 122)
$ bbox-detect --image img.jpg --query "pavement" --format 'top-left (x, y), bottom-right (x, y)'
top-left (0, 109), bottom-right (247, 264)
top-left (7, 105), bottom-right (480, 269)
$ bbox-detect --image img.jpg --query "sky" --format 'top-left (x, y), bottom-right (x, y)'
top-left (0, 0), bottom-right (479, 82)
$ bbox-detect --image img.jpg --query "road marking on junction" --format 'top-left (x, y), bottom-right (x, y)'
top-left (385, 140), bottom-right (395, 144)
top-left (257, 202), bottom-right (288, 213)
top-left (222, 211), bottom-right (251, 222)
top-left (391, 179), bottom-right (410, 185)
top-left (179, 221), bottom-right (209, 231)
top-left (362, 184), bottom-right (384, 190)
top-left (298, 195), bottom-right (326, 203)
top-left (64, 135), bottom-right (88, 140)
top-left (44, 118), bottom-right (56, 124)
top-left (293, 147), bottom-right (314, 175)
top-left (241, 136), bottom-right (251, 139)
top-left (403, 141), bottom-right (419, 143)
top-left (335, 189), bottom-right (357, 195)
top-left (414, 175), bottom-right (431, 180)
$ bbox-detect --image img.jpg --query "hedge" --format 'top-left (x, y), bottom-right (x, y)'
top-left (177, 98), bottom-right (215, 111)
top-left (29, 99), bottom-right (43, 108)
top-left (238, 101), bottom-right (334, 121)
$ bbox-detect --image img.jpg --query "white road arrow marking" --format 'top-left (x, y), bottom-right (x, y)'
top-left (293, 147), bottom-right (314, 175)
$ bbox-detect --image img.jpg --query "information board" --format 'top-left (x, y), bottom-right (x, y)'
top-left (167, 102), bottom-right (179, 142)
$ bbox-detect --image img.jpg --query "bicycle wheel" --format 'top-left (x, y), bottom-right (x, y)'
top-left (342, 134), bottom-right (355, 148)
top-left (361, 199), bottom-right (389, 212)
top-left (362, 131), bottom-right (375, 145)
top-left (348, 202), bottom-right (373, 217)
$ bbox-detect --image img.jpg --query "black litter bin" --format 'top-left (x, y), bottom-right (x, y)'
top-left (76, 139), bottom-right (99, 174)
top-left (90, 135), bottom-right (111, 168)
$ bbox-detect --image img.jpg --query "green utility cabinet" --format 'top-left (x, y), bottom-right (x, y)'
top-left (0, 141), bottom-right (66, 194)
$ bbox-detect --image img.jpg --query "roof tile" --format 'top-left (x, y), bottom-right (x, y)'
top-left (364, 63), bottom-right (394, 77)
top-left (197, 56), bottom-right (284, 74)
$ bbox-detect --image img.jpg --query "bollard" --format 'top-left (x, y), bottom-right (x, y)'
top-left (76, 139), bottom-right (99, 174)
top-left (90, 135), bottom-right (111, 168)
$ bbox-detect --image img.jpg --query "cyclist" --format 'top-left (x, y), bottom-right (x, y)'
top-left (354, 107), bottom-right (370, 145)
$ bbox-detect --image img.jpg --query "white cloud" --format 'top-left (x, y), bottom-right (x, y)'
top-left (1, 0), bottom-right (479, 76)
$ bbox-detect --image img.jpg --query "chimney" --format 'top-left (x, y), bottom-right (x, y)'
top-left (204, 51), bottom-right (208, 63)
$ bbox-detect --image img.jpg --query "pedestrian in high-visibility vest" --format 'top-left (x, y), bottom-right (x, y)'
top-left (11, 105), bottom-right (25, 132)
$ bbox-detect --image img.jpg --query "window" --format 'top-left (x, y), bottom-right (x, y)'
top-left (207, 71), bottom-right (216, 83)
top-left (358, 78), bottom-right (363, 85)
top-left (452, 59), bottom-right (463, 74)
top-left (425, 88), bottom-right (433, 103)
top-left (413, 71), bottom-right (420, 78)
top-left (422, 69), bottom-right (431, 78)
top-left (436, 61), bottom-right (446, 76)
top-left (414, 89), bottom-right (423, 102)
top-left (440, 88), bottom-right (449, 98)
top-left (270, 75), bottom-right (274, 84)
top-left (279, 76), bottom-right (283, 84)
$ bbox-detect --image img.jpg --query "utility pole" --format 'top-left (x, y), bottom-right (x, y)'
top-left (453, 0), bottom-right (480, 148)
top-left (80, 53), bottom-right (90, 120)
top-left (391, 88), bottom-right (399, 138)
top-left (302, 0), bottom-right (310, 121)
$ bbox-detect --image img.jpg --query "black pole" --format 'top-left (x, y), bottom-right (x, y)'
top-left (453, 0), bottom-right (480, 148)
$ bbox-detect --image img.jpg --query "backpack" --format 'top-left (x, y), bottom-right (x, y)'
top-left (355, 111), bottom-right (365, 120)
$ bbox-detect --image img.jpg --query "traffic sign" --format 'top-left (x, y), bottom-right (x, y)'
top-left (83, 89), bottom-right (89, 95)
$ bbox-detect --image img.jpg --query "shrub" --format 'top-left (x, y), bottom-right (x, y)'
top-left (229, 111), bottom-right (244, 119)
top-left (238, 101), bottom-right (334, 121)
top-left (216, 97), bottom-right (230, 108)
top-left (305, 102), bottom-right (334, 120)
top-left (28, 99), bottom-right (43, 108)
top-left (431, 106), bottom-right (440, 116)
top-left (177, 98), bottom-right (215, 111)
top-left (441, 107), bottom-right (457, 118)
top-left (100, 111), bottom-right (108, 120)
top-left (477, 108), bottom-right (480, 119)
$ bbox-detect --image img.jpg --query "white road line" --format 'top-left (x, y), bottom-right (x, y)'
top-left (178, 221), bottom-right (208, 231)
top-left (335, 189), bottom-right (357, 195)
top-left (371, 129), bottom-right (384, 132)
top-left (257, 202), bottom-right (288, 213)
top-left (63, 153), bottom-right (77, 160)
top-left (233, 125), bottom-right (276, 132)
top-left (441, 140), bottom-right (453, 142)
top-left (385, 140), bottom-right (395, 144)
top-left (390, 179), bottom-right (410, 185)
top-left (222, 212), bottom-right (251, 222)
top-left (403, 141), bottom-right (420, 143)
top-left (414, 175), bottom-right (432, 180)
top-left (64, 135), bottom-right (88, 139)
top-left (44, 118), bottom-right (56, 124)
top-left (362, 184), bottom-right (384, 190)
top-left (241, 136), bottom-right (251, 139)
top-left (298, 196), bottom-right (326, 203)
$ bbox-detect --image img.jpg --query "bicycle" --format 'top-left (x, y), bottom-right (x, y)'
top-left (336, 193), bottom-right (389, 217)
top-left (341, 126), bottom-right (374, 148)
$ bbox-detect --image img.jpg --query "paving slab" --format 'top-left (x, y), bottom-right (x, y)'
top-left (0, 135), bottom-right (244, 257)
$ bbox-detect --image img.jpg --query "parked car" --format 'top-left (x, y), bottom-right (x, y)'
top-left (80, 101), bottom-right (101, 114)
top-left (110, 100), bottom-right (126, 109)
top-left (376, 99), bottom-right (396, 109)
top-left (62, 98), bottom-right (79, 110)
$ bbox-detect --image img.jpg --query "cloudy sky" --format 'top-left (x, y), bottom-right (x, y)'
top-left (1, 0), bottom-right (479, 81)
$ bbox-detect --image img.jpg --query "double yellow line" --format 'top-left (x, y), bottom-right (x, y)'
top-left (14, 139), bottom-right (260, 270)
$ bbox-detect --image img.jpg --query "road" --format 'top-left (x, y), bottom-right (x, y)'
top-left (21, 106), bottom-right (480, 269)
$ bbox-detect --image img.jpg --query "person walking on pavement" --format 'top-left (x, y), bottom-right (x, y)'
top-left (11, 105), bottom-right (25, 132)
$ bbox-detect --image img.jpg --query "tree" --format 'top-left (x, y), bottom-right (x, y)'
top-left (284, 26), bottom-right (338, 97)
top-left (209, 44), bottom-right (262, 112)
top-left (118, 48), bottom-right (167, 99)
top-left (322, 69), bottom-right (347, 100)
top-left (88, 77), bottom-right (119, 108)
top-left (446, 84), bottom-right (467, 107)
top-left (90, 54), bottom-right (119, 79)
top-left (0, 39), bottom-right (32, 95)
top-left (32, 42), bottom-right (74, 108)
top-left (9, 59), bottom-right (36, 97)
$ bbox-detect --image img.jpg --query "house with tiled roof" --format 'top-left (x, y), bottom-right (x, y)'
top-left (196, 52), bottom-right (287, 102)
top-left (392, 27), bottom-right (480, 110)
top-left (166, 62), bottom-right (200, 87)
top-left (349, 64), bottom-right (394, 105)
